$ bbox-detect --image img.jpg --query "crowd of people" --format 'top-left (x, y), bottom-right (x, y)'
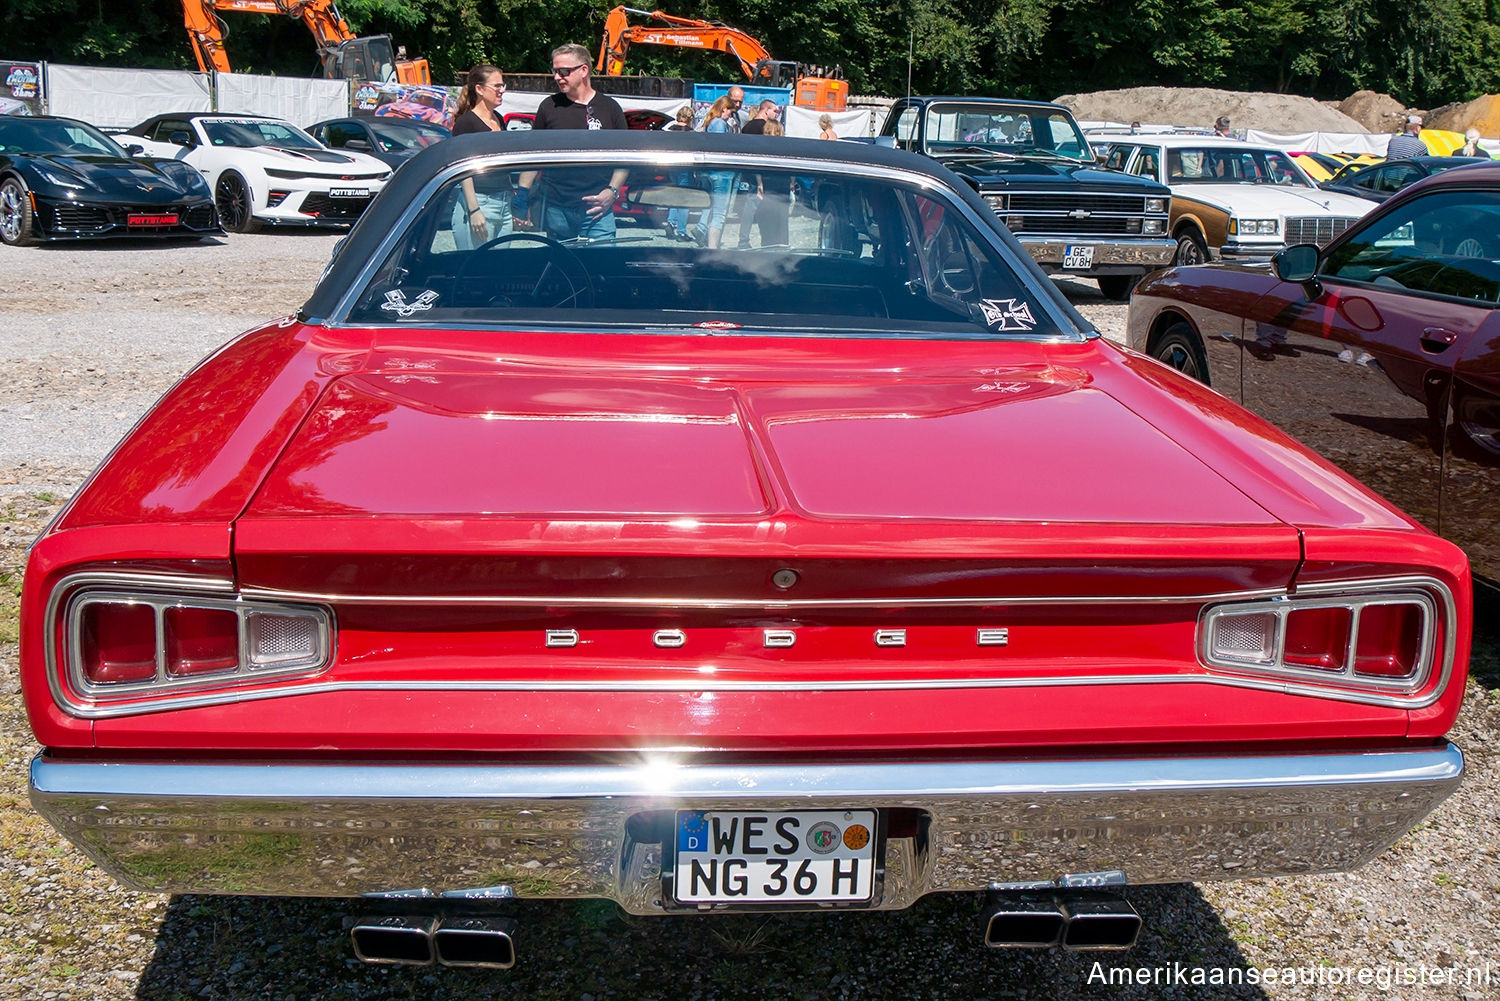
top-left (445, 47), bottom-right (842, 249)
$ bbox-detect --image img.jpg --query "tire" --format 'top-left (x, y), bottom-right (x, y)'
top-left (1151, 321), bottom-right (1210, 385)
top-left (214, 171), bottom-right (260, 233)
top-left (0, 174), bottom-right (36, 246)
top-left (1173, 230), bottom-right (1209, 266)
top-left (1096, 275), bottom-right (1139, 301)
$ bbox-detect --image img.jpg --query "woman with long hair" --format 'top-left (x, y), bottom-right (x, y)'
top-left (448, 64), bottom-right (513, 249)
top-left (693, 96), bottom-right (737, 247)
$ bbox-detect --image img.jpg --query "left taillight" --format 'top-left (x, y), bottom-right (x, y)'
top-left (1200, 588), bottom-right (1438, 696)
top-left (65, 590), bottom-right (332, 701)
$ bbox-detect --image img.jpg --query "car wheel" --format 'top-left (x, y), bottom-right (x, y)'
top-left (0, 175), bottom-right (35, 246)
top-left (1096, 275), bottom-right (1139, 301)
top-left (1152, 322), bottom-right (1210, 385)
top-left (1174, 230), bottom-right (1209, 266)
top-left (214, 172), bottom-right (260, 233)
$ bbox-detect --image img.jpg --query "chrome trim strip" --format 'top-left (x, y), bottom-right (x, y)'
top-left (29, 744), bottom-right (1464, 906)
top-left (42, 574), bottom-right (1457, 719)
top-left (235, 585), bottom-right (1290, 609)
top-left (33, 744), bottom-right (1461, 801)
top-left (321, 148), bottom-right (1083, 339)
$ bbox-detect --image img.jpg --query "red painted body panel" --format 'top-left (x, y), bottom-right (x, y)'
top-left (25, 321), bottom-right (1472, 754)
top-left (87, 683), bottom-right (1409, 753)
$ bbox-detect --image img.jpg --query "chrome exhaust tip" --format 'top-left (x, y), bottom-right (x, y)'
top-left (433, 915), bottom-right (517, 969)
top-left (982, 893), bottom-right (1066, 949)
top-left (1060, 894), bottom-right (1142, 951)
top-left (350, 914), bottom-right (437, 966)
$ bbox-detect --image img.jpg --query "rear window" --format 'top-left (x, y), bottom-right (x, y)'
top-left (344, 160), bottom-right (1068, 338)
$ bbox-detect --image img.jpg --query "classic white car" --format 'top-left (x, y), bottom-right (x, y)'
top-left (120, 113), bottom-right (391, 232)
top-left (1099, 134), bottom-right (1375, 265)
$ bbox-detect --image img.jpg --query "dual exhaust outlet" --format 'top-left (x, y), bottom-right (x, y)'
top-left (983, 892), bottom-right (1142, 950)
top-left (350, 892), bottom-right (1138, 965)
top-left (351, 914), bottom-right (516, 969)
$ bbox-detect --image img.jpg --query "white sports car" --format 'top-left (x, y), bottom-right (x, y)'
top-left (120, 113), bottom-right (392, 232)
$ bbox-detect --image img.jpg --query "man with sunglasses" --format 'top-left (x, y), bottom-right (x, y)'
top-left (516, 43), bottom-right (628, 240)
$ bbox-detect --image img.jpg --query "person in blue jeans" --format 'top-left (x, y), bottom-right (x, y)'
top-left (663, 105), bottom-right (695, 240)
top-left (692, 96), bottom-right (737, 248)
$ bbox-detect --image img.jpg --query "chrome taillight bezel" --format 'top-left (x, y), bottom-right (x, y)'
top-left (1199, 586), bottom-right (1438, 697)
top-left (48, 573), bottom-right (334, 712)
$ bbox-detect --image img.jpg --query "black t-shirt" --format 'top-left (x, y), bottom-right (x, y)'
top-left (532, 92), bottom-right (627, 201)
top-left (449, 110), bottom-right (512, 196)
top-left (742, 119), bottom-right (766, 135)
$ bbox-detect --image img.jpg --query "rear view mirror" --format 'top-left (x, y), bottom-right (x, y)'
top-left (1272, 244), bottom-right (1319, 282)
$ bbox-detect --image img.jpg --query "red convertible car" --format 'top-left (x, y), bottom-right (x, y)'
top-left (1127, 162), bottom-right (1500, 587)
top-left (25, 133), bottom-right (1468, 969)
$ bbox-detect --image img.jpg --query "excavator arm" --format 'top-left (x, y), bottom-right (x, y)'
top-left (597, 5), bottom-right (773, 79)
top-left (181, 0), bottom-right (429, 83)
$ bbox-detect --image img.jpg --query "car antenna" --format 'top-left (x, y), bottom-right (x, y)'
top-left (906, 28), bottom-right (914, 103)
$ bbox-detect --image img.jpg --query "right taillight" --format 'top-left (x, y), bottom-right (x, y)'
top-left (1201, 589), bottom-right (1437, 694)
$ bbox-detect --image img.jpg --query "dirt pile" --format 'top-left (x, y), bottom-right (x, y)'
top-left (1427, 94), bottom-right (1500, 135)
top-left (1053, 86), bottom-right (1369, 133)
top-left (1335, 90), bottom-right (1407, 132)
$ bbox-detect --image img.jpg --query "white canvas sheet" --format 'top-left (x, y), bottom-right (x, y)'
top-left (47, 64), bottom-right (210, 128)
top-left (1244, 130), bottom-right (1392, 156)
top-left (785, 105), bottom-right (873, 140)
top-left (215, 72), bottom-right (348, 127)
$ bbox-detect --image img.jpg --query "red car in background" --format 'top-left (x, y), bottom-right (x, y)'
top-left (25, 132), bottom-right (1467, 972)
top-left (1128, 162), bottom-right (1500, 587)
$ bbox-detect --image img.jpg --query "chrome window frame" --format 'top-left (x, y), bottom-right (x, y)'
top-left (316, 148), bottom-right (1093, 344)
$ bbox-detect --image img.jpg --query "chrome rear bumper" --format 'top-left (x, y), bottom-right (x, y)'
top-left (31, 744), bottom-right (1462, 913)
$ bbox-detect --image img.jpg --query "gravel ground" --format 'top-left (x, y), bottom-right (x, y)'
top-left (1, 235), bottom-right (1496, 1001)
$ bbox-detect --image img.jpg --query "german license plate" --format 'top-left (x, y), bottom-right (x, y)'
top-left (673, 809), bottom-right (877, 904)
top-left (128, 213), bottom-right (178, 227)
top-left (1063, 244), bottom-right (1095, 269)
top-left (328, 188), bottom-right (368, 198)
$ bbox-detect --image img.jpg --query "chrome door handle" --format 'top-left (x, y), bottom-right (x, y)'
top-left (1420, 327), bottom-right (1460, 351)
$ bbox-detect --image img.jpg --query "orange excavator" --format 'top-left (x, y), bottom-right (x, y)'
top-left (596, 5), bottom-right (846, 111)
top-left (181, 0), bottom-right (431, 84)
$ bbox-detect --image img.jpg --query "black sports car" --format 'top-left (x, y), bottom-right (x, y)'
top-left (1320, 154), bottom-right (1491, 203)
top-left (0, 115), bottom-right (221, 245)
top-left (308, 116), bottom-right (451, 169)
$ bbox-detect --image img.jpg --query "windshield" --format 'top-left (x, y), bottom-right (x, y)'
top-left (344, 159), bottom-right (1069, 339)
top-left (925, 104), bottom-right (1092, 161)
top-left (1165, 147), bottom-right (1312, 186)
top-left (202, 119), bottom-right (323, 150)
top-left (0, 117), bottom-right (125, 156)
top-left (368, 118), bottom-right (449, 152)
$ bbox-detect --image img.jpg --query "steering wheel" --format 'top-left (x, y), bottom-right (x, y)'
top-left (454, 232), bottom-right (596, 309)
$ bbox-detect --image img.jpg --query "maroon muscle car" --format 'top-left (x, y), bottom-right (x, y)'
top-left (24, 132), bottom-right (1468, 970)
top-left (1128, 162), bottom-right (1500, 586)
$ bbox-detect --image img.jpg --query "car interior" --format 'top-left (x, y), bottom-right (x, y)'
top-left (346, 164), bottom-right (1058, 337)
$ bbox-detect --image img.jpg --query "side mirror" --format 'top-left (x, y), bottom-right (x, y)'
top-left (343, 137), bottom-right (373, 152)
top-left (169, 130), bottom-right (192, 146)
top-left (1272, 243), bottom-right (1319, 283)
top-left (123, 143), bottom-right (144, 157)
